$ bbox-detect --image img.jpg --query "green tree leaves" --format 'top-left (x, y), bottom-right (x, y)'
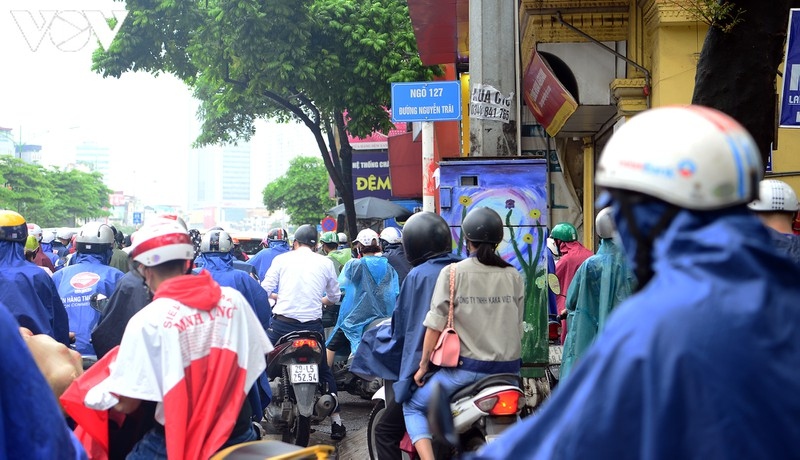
top-left (92, 0), bottom-right (440, 236)
top-left (262, 156), bottom-right (331, 225)
top-left (0, 157), bottom-right (111, 226)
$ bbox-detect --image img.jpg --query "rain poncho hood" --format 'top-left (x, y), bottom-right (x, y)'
top-left (246, 244), bottom-right (290, 280)
top-left (351, 253), bottom-right (461, 403)
top-left (194, 253), bottom-right (270, 330)
top-left (0, 240), bottom-right (70, 345)
top-left (51, 255), bottom-right (124, 355)
top-left (382, 244), bottom-right (412, 285)
top-left (327, 255), bottom-right (399, 355)
top-left (560, 239), bottom-right (634, 380)
top-left (0, 303), bottom-right (86, 460)
top-left (472, 207), bottom-right (800, 459)
top-left (767, 227), bottom-right (800, 266)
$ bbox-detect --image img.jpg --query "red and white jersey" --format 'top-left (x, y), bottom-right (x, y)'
top-left (82, 271), bottom-right (272, 459)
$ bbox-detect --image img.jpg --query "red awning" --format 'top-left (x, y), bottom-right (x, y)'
top-left (407, 0), bottom-right (468, 66)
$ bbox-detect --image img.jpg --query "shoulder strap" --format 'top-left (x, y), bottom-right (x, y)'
top-left (447, 263), bottom-right (456, 329)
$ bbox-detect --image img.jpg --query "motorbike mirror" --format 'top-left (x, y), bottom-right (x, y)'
top-left (427, 381), bottom-right (459, 448)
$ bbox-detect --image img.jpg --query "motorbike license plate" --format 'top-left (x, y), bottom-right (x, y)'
top-left (290, 364), bottom-right (319, 383)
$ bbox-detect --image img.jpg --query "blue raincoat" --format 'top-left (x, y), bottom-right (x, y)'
top-left (382, 244), bottom-right (412, 285)
top-left (193, 252), bottom-right (271, 331)
top-left (0, 303), bottom-right (86, 460)
top-left (0, 240), bottom-right (70, 345)
top-left (246, 242), bottom-right (290, 281)
top-left (560, 239), bottom-right (635, 381)
top-left (471, 208), bottom-right (800, 459)
top-left (351, 253), bottom-right (461, 404)
top-left (193, 252), bottom-right (273, 417)
top-left (51, 253), bottom-right (123, 356)
top-left (546, 249), bottom-right (558, 316)
top-left (767, 227), bottom-right (800, 266)
top-left (327, 256), bottom-right (399, 356)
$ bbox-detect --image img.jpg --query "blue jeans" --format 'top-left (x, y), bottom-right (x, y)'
top-left (126, 424), bottom-right (257, 459)
top-left (267, 317), bottom-right (339, 402)
top-left (402, 368), bottom-right (491, 444)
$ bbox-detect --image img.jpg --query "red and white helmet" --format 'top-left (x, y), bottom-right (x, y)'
top-left (153, 213), bottom-right (188, 230)
top-left (27, 223), bottom-right (43, 241)
top-left (597, 106), bottom-right (762, 210)
top-left (129, 220), bottom-right (194, 267)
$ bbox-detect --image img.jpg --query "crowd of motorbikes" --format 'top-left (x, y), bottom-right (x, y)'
top-left (257, 299), bottom-right (564, 459)
top-left (76, 295), bottom-right (562, 459)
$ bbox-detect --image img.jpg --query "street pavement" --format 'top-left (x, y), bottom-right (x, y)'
top-left (262, 392), bottom-right (376, 459)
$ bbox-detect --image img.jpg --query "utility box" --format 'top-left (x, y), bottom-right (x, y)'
top-left (439, 158), bottom-right (549, 376)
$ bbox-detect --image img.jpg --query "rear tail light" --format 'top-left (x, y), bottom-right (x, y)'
top-left (292, 339), bottom-right (318, 348)
top-left (475, 390), bottom-right (522, 416)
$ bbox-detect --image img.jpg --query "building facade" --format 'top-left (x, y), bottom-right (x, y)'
top-left (404, 0), bottom-right (799, 246)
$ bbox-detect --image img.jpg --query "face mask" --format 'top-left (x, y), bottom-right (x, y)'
top-left (607, 193), bottom-right (677, 289)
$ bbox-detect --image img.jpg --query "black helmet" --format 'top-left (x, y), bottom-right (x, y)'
top-left (402, 212), bottom-right (452, 266)
top-left (462, 207), bottom-right (503, 244)
top-left (293, 225), bottom-right (318, 247)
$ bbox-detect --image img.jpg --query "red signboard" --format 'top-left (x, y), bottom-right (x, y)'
top-left (522, 49), bottom-right (578, 136)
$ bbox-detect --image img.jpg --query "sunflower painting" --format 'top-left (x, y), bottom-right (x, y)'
top-left (438, 159), bottom-right (550, 376)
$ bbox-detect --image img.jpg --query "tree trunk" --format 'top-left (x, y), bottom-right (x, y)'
top-left (691, 0), bottom-right (790, 168)
top-left (334, 113), bottom-right (358, 239)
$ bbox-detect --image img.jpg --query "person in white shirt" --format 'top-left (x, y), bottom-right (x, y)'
top-left (260, 224), bottom-right (346, 440)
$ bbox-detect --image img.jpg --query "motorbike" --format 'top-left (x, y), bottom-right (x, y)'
top-left (332, 353), bottom-right (383, 400)
top-left (264, 330), bottom-right (336, 447)
top-left (329, 316), bottom-right (388, 401)
top-left (367, 373), bottom-right (524, 459)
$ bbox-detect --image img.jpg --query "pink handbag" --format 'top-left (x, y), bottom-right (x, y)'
top-left (430, 263), bottom-right (460, 367)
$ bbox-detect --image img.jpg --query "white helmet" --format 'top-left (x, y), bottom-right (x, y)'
top-left (595, 207), bottom-right (616, 239)
top-left (26, 223), bottom-right (43, 241)
top-left (748, 179), bottom-right (800, 212)
top-left (76, 222), bottom-right (115, 253)
top-left (129, 220), bottom-right (194, 267)
top-left (200, 229), bottom-right (234, 253)
top-left (337, 232), bottom-right (348, 244)
top-left (56, 227), bottom-right (76, 241)
top-left (41, 229), bottom-right (56, 244)
top-left (596, 106), bottom-right (762, 210)
top-left (356, 228), bottom-right (380, 247)
top-left (379, 227), bottom-right (403, 244)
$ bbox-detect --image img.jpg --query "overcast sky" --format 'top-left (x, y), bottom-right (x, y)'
top-left (0, 0), bottom-right (321, 208)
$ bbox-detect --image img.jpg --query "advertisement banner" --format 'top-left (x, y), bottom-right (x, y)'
top-left (780, 9), bottom-right (800, 128)
top-left (352, 151), bottom-right (392, 200)
top-left (522, 48), bottom-right (578, 136)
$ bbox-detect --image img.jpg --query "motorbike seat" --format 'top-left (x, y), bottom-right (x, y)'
top-left (450, 373), bottom-right (521, 401)
top-left (275, 330), bottom-right (324, 346)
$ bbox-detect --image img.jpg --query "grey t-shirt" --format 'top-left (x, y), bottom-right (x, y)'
top-left (424, 257), bottom-right (524, 362)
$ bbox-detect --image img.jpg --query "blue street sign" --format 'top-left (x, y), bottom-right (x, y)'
top-left (780, 9), bottom-right (800, 127)
top-left (132, 212), bottom-right (142, 224)
top-left (391, 81), bottom-right (462, 123)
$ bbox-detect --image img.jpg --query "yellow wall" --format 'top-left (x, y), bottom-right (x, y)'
top-left (648, 23), bottom-right (706, 107)
top-left (635, 11), bottom-right (800, 195)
